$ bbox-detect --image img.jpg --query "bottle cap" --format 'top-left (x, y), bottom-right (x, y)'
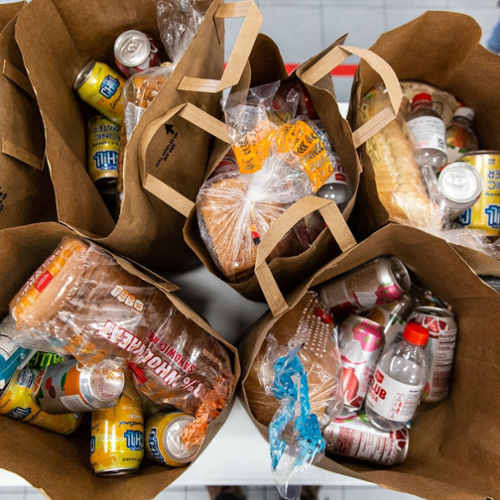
top-left (403, 322), bottom-right (429, 346)
top-left (412, 93), bottom-right (432, 105)
top-left (453, 107), bottom-right (475, 122)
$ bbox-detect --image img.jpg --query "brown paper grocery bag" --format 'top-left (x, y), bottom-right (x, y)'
top-left (140, 34), bottom-right (402, 310)
top-left (0, 221), bottom-right (240, 500)
top-left (238, 223), bottom-right (500, 500)
top-left (15, 0), bottom-right (262, 270)
top-left (0, 3), bottom-right (56, 231)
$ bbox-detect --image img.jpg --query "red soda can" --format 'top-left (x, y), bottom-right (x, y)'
top-left (339, 314), bottom-right (384, 410)
top-left (114, 30), bottom-right (161, 78)
top-left (410, 306), bottom-right (458, 403)
top-left (319, 257), bottom-right (411, 316)
top-left (324, 410), bottom-right (409, 465)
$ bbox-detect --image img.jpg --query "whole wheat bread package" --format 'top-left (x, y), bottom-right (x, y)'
top-left (142, 33), bottom-right (402, 311)
top-left (15, 0), bottom-right (262, 270)
top-left (0, 2), bottom-right (56, 230)
top-left (349, 12), bottom-right (500, 268)
top-left (239, 223), bottom-right (500, 500)
top-left (0, 221), bottom-right (239, 500)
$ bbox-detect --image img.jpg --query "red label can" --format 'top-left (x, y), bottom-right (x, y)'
top-left (114, 30), bottom-right (161, 78)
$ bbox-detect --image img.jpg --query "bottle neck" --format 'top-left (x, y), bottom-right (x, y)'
top-left (453, 116), bottom-right (473, 126)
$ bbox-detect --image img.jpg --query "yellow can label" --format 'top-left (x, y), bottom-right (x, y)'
top-left (458, 153), bottom-right (500, 236)
top-left (77, 62), bottom-right (124, 125)
top-left (0, 368), bottom-right (82, 435)
top-left (88, 115), bottom-right (120, 182)
top-left (91, 394), bottom-right (144, 474)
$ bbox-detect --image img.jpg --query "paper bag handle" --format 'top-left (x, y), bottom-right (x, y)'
top-left (177, 1), bottom-right (262, 93)
top-left (254, 196), bottom-right (357, 317)
top-left (138, 102), bottom-right (230, 216)
top-left (300, 45), bottom-right (402, 149)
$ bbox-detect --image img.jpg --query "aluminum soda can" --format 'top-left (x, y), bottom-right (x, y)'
top-left (28, 351), bottom-right (66, 370)
top-left (338, 315), bottom-right (384, 410)
top-left (368, 294), bottom-right (415, 354)
top-left (324, 410), bottom-right (409, 465)
top-left (74, 60), bottom-right (125, 124)
top-left (458, 151), bottom-right (500, 235)
top-left (114, 30), bottom-right (161, 78)
top-left (438, 162), bottom-right (483, 220)
top-left (87, 115), bottom-right (120, 183)
top-left (320, 257), bottom-right (411, 316)
top-left (0, 367), bottom-right (83, 435)
top-left (91, 393), bottom-right (144, 476)
top-left (0, 335), bottom-right (32, 391)
top-left (410, 306), bottom-right (458, 403)
top-left (33, 359), bottom-right (125, 414)
top-left (146, 412), bottom-right (200, 467)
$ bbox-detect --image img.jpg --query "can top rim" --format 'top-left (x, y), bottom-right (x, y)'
top-left (74, 60), bottom-right (96, 90)
top-left (114, 30), bottom-right (151, 68)
top-left (414, 305), bottom-right (455, 318)
top-left (460, 150), bottom-right (500, 157)
top-left (439, 162), bottom-right (483, 204)
top-left (164, 414), bottom-right (200, 463)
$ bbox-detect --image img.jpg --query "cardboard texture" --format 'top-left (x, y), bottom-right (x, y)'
top-left (180, 34), bottom-right (402, 311)
top-left (0, 3), bottom-right (56, 231)
top-left (15, 0), bottom-right (260, 270)
top-left (349, 12), bottom-right (500, 245)
top-left (238, 223), bottom-right (500, 500)
top-left (0, 221), bottom-right (240, 500)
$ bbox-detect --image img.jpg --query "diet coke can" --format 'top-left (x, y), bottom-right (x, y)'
top-left (320, 257), bottom-right (411, 316)
top-left (324, 410), bottom-right (409, 465)
top-left (339, 315), bottom-right (384, 410)
top-left (114, 30), bottom-right (161, 78)
top-left (410, 306), bottom-right (458, 403)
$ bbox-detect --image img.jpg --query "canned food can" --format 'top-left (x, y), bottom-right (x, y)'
top-left (33, 359), bottom-right (125, 414)
top-left (28, 351), bottom-right (66, 370)
top-left (410, 306), bottom-right (458, 403)
top-left (146, 412), bottom-right (200, 467)
top-left (114, 30), bottom-right (161, 78)
top-left (91, 393), bottom-right (144, 476)
top-left (319, 257), bottom-right (411, 316)
top-left (339, 315), bottom-right (384, 410)
top-left (324, 410), bottom-right (409, 465)
top-left (438, 162), bottom-right (483, 220)
top-left (0, 367), bottom-right (83, 434)
top-left (368, 294), bottom-right (415, 354)
top-left (458, 151), bottom-right (500, 235)
top-left (88, 115), bottom-right (120, 183)
top-left (74, 60), bottom-right (125, 124)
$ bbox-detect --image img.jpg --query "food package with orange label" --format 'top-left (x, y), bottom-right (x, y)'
top-left (196, 82), bottom-right (340, 283)
top-left (4, 237), bottom-right (234, 438)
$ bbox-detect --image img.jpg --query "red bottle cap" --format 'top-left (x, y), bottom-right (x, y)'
top-left (403, 322), bottom-right (429, 346)
top-left (412, 92), bottom-right (432, 105)
top-left (315, 306), bottom-right (333, 324)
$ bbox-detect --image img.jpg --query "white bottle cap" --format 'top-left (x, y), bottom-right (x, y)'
top-left (453, 107), bottom-right (474, 122)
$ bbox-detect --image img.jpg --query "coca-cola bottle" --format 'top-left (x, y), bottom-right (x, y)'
top-left (407, 93), bottom-right (447, 172)
top-left (365, 323), bottom-right (429, 432)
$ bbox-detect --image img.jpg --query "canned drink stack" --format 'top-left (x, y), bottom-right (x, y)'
top-left (114, 30), bottom-right (161, 78)
top-left (319, 257), bottom-right (411, 316)
top-left (33, 359), bottom-right (125, 414)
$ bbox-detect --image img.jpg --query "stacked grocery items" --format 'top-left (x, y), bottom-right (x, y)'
top-left (245, 255), bottom-right (457, 494)
top-left (0, 236), bottom-right (234, 476)
top-left (74, 1), bottom-right (206, 219)
top-left (196, 81), bottom-right (353, 284)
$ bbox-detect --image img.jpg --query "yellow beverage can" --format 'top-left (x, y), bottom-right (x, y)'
top-left (74, 60), bottom-right (124, 124)
top-left (0, 367), bottom-right (83, 435)
top-left (458, 151), bottom-right (500, 236)
top-left (145, 412), bottom-right (200, 467)
top-left (91, 393), bottom-right (144, 476)
top-left (87, 115), bottom-right (120, 183)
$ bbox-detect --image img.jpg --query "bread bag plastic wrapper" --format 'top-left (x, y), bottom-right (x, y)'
top-left (4, 237), bottom-right (234, 442)
top-left (361, 83), bottom-right (497, 258)
top-left (196, 83), bottom-right (340, 283)
top-left (251, 291), bottom-right (343, 500)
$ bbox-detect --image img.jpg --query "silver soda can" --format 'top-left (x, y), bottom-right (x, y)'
top-left (368, 294), bottom-right (415, 354)
top-left (320, 257), bottom-right (411, 316)
top-left (339, 315), bottom-right (384, 410)
top-left (439, 162), bottom-right (483, 220)
top-left (324, 410), bottom-right (409, 465)
top-left (410, 306), bottom-right (458, 403)
top-left (114, 30), bottom-right (161, 78)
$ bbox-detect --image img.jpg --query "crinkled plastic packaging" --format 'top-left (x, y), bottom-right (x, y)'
top-left (197, 84), bottom-right (339, 283)
top-left (6, 237), bottom-right (234, 433)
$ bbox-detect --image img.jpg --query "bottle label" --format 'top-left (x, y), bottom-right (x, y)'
top-left (407, 116), bottom-right (447, 155)
top-left (366, 367), bottom-right (425, 423)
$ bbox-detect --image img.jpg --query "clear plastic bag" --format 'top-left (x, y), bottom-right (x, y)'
top-left (6, 237), bottom-right (234, 430)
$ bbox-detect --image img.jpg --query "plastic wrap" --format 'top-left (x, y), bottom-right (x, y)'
top-left (6, 237), bottom-right (234, 429)
top-left (197, 84), bottom-right (339, 283)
